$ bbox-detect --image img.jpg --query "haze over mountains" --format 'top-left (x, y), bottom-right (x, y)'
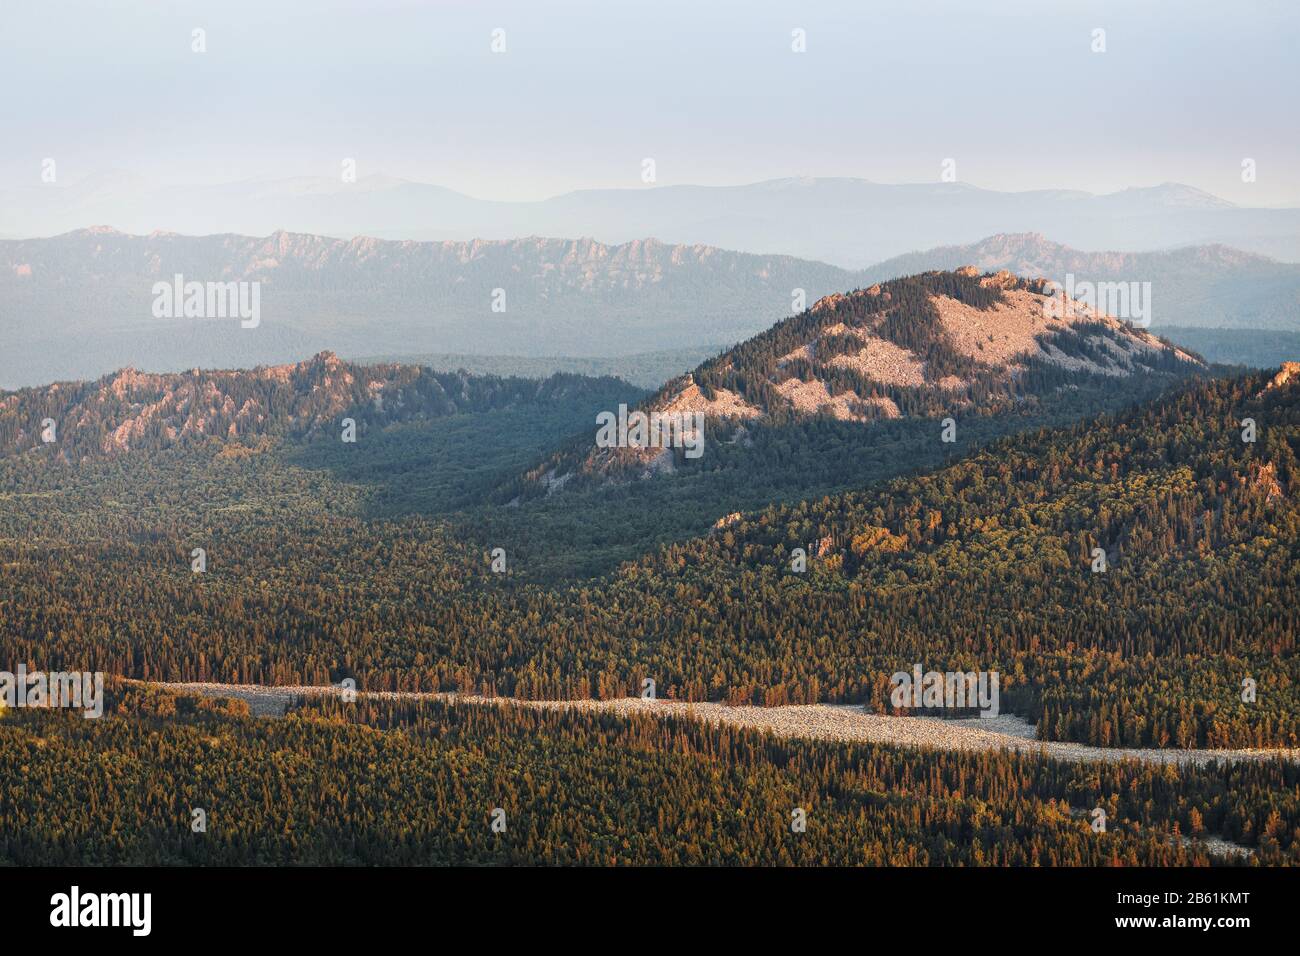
top-left (863, 233), bottom-right (1300, 330)
top-left (2, 227), bottom-right (1297, 391)
top-left (0, 229), bottom-right (847, 389)
top-left (7, 173), bottom-right (1300, 268)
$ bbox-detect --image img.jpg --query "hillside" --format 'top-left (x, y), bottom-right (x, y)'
top-left (0, 350), bottom-right (637, 461)
top-left (2, 365), bottom-right (1295, 752)
top-left (534, 267), bottom-right (1202, 483)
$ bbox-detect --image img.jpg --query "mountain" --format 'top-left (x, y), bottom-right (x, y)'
top-left (534, 267), bottom-right (1203, 483)
top-left (0, 229), bottom-right (854, 389)
top-left (863, 233), bottom-right (1300, 331)
top-left (0, 350), bottom-right (635, 462)
top-left (5, 227), bottom-right (1294, 395)
top-left (5, 174), bottom-right (1298, 269)
top-left (4, 349), bottom-right (1295, 752)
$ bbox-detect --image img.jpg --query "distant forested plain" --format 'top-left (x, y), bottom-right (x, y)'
top-left (351, 347), bottom-right (723, 391)
top-left (1, 684), bottom-right (1296, 866)
top-left (354, 323), bottom-right (1300, 396)
top-left (1154, 326), bottom-right (1300, 372)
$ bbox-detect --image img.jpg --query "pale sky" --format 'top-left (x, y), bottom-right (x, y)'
top-left (2, 0), bottom-right (1297, 205)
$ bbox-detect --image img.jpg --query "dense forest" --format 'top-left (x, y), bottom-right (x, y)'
top-left (0, 684), bottom-right (1296, 866)
top-left (1, 364), bottom-right (1295, 748)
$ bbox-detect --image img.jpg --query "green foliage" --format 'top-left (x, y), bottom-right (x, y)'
top-left (1, 368), bottom-right (1294, 749)
top-left (1, 687), bottom-right (1294, 865)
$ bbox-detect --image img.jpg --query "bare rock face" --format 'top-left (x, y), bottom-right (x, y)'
top-left (665, 268), bottom-right (1198, 422)
top-left (812, 292), bottom-right (851, 313)
top-left (978, 269), bottom-right (1018, 289)
top-left (1241, 461), bottom-right (1285, 502)
top-left (3, 350), bottom-right (394, 456)
top-left (1263, 361), bottom-right (1300, 393)
top-left (2, 352), bottom-right (609, 461)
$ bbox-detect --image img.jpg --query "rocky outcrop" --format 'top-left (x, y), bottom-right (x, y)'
top-left (1263, 361), bottom-right (1300, 393)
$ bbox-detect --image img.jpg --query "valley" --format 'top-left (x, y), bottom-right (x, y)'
top-left (151, 680), bottom-right (1300, 767)
top-left (2, 267), bottom-right (1296, 870)
top-left (6, 0), bottom-right (1298, 910)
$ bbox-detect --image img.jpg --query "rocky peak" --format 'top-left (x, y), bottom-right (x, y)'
top-left (542, 268), bottom-right (1205, 483)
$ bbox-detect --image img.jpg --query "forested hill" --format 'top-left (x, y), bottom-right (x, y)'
top-left (704, 361), bottom-right (1299, 577)
top-left (0, 351), bottom-right (635, 461)
top-left (4, 365), bottom-right (1295, 749)
top-left (531, 267), bottom-right (1204, 484)
top-left (564, 363), bottom-right (1297, 745)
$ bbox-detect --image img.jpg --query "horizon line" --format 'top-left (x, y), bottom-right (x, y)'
top-left (19, 170), bottom-right (1300, 211)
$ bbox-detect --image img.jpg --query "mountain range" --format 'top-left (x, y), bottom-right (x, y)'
top-left (1, 266), bottom-right (1211, 584)
top-left (3, 266), bottom-right (1296, 761)
top-left (6, 174), bottom-right (1300, 269)
top-left (0, 229), bottom-right (846, 389)
top-left (2, 324), bottom-right (1293, 755)
top-left (3, 228), bottom-right (1298, 392)
top-left (2, 267), bottom-right (1206, 506)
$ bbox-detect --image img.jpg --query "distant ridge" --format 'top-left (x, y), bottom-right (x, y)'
top-left (0, 351), bottom-right (630, 461)
top-left (2, 228), bottom-right (1296, 392)
top-left (862, 233), bottom-right (1300, 332)
top-left (0, 229), bottom-right (853, 388)
top-left (4, 173), bottom-right (1295, 267)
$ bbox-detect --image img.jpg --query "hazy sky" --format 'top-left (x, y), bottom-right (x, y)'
top-left (3, 0), bottom-right (1297, 204)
